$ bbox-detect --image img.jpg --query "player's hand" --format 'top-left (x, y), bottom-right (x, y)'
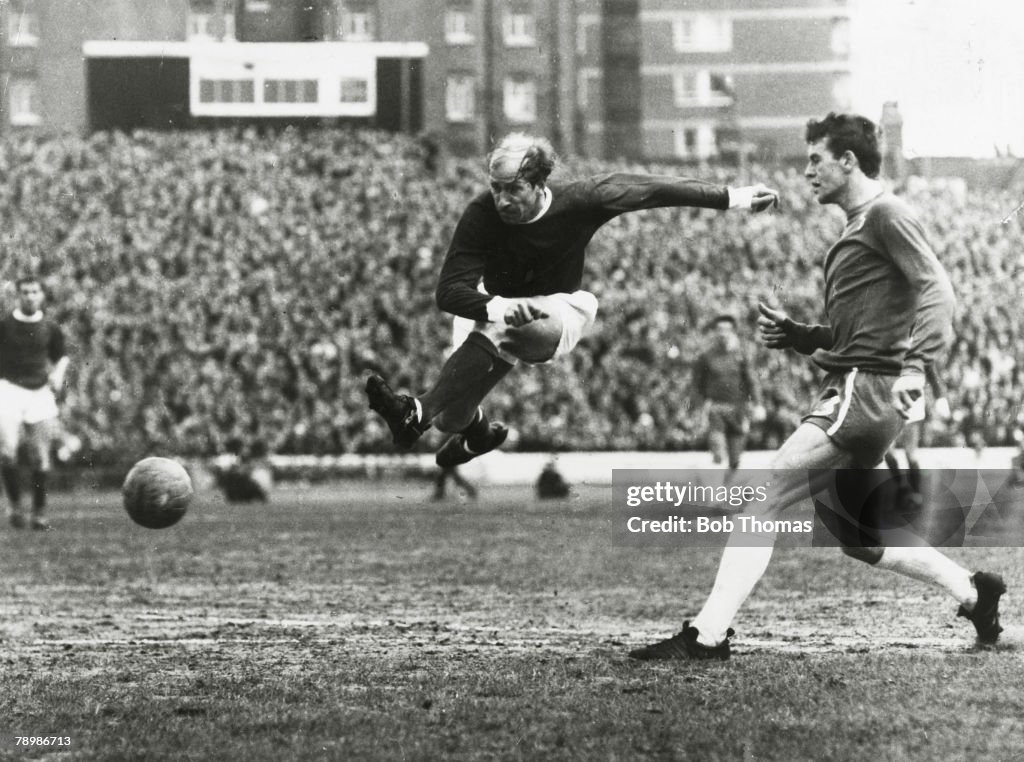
top-left (750, 403), bottom-right (767, 423)
top-left (730, 184), bottom-right (780, 213)
top-left (757, 302), bottom-right (797, 349)
top-left (504, 300), bottom-right (549, 327)
top-left (892, 373), bottom-right (926, 421)
top-left (933, 397), bottom-right (952, 420)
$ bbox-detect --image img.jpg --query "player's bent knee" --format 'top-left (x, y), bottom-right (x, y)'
top-left (841, 545), bottom-right (884, 565)
top-left (434, 409), bottom-right (477, 434)
top-left (465, 330), bottom-right (501, 358)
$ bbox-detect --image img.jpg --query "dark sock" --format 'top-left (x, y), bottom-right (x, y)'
top-left (2, 465), bottom-right (22, 510)
top-left (32, 471), bottom-right (47, 516)
top-left (432, 470), bottom-right (446, 498)
top-left (907, 460), bottom-right (922, 494)
top-left (420, 334), bottom-right (509, 420)
top-left (462, 410), bottom-right (493, 452)
top-left (884, 451), bottom-right (899, 474)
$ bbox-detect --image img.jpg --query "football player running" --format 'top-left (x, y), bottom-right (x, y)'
top-left (365, 133), bottom-right (779, 468)
top-left (0, 276), bottom-right (69, 531)
top-left (630, 113), bottom-right (1006, 661)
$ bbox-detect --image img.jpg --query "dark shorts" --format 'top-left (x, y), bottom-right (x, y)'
top-left (707, 402), bottom-right (749, 438)
top-left (802, 368), bottom-right (904, 468)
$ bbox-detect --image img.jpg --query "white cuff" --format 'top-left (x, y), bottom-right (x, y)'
top-left (486, 296), bottom-right (512, 323)
top-left (727, 186), bottom-right (754, 210)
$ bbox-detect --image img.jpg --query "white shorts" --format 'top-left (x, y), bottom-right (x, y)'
top-left (0, 379), bottom-right (59, 436)
top-left (452, 290), bottom-right (599, 365)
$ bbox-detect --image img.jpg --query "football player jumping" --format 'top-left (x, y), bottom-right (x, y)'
top-left (365, 133), bottom-right (779, 468)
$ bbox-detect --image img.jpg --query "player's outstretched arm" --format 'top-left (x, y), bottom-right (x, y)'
top-left (588, 173), bottom-right (778, 216)
top-left (729, 183), bottom-right (780, 213)
top-left (757, 302), bottom-right (832, 355)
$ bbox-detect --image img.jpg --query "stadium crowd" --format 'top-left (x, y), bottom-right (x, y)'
top-left (0, 127), bottom-right (1021, 462)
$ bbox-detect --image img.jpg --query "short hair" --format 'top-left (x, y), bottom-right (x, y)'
top-left (708, 314), bottom-right (737, 331)
top-left (15, 275), bottom-right (42, 291)
top-left (805, 112), bottom-right (882, 179)
top-left (487, 133), bottom-right (557, 186)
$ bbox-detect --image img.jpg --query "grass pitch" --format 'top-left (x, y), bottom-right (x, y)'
top-left (1, 481), bottom-right (1022, 761)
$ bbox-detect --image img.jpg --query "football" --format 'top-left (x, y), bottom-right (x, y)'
top-left (499, 315), bottom-right (562, 364)
top-left (122, 457), bottom-right (194, 529)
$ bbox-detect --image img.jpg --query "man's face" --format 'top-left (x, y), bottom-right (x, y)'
top-left (714, 320), bottom-right (738, 349)
top-left (17, 282), bottom-right (44, 315)
top-left (805, 139), bottom-right (848, 205)
top-left (489, 164), bottom-right (545, 224)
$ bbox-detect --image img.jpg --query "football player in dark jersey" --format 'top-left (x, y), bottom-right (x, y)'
top-left (692, 314), bottom-right (764, 483)
top-left (366, 133), bottom-right (778, 468)
top-left (0, 277), bottom-right (69, 530)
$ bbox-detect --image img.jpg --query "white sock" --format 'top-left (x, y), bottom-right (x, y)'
top-left (691, 541), bottom-right (775, 646)
top-left (874, 546), bottom-right (976, 608)
top-left (413, 398), bottom-right (424, 423)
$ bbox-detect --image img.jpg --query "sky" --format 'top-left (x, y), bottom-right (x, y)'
top-left (849, 0), bottom-right (1024, 157)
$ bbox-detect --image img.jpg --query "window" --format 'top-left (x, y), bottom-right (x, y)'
top-left (188, 10), bottom-right (235, 41)
top-left (446, 75), bottom-right (475, 122)
top-left (831, 17), bottom-right (851, 56)
top-left (673, 19), bottom-right (695, 50)
top-left (674, 124), bottom-right (717, 159)
top-left (187, 12), bottom-right (213, 40)
top-left (264, 79), bottom-right (318, 104)
top-left (832, 74), bottom-right (852, 111)
top-left (673, 72), bottom-right (698, 105)
top-left (709, 73), bottom-right (734, 99)
top-left (340, 78), bottom-right (369, 104)
top-left (8, 10), bottom-right (39, 47)
top-left (673, 71), bottom-right (735, 107)
top-left (445, 8), bottom-right (474, 44)
top-left (9, 79), bottom-right (40, 125)
top-left (198, 79), bottom-right (255, 104)
top-left (340, 10), bottom-right (374, 41)
top-left (576, 17), bottom-right (593, 56)
top-left (503, 77), bottom-right (536, 124)
top-left (673, 14), bottom-right (731, 53)
top-left (577, 70), bottom-right (599, 110)
top-left (503, 11), bottom-right (535, 47)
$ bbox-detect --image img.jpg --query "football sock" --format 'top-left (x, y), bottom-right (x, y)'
top-left (422, 334), bottom-right (513, 428)
top-left (1, 464), bottom-right (22, 510)
top-left (31, 471), bottom-right (47, 516)
top-left (420, 335), bottom-right (499, 420)
top-left (884, 451), bottom-right (899, 474)
top-left (907, 459), bottom-right (922, 493)
top-left (691, 538), bottom-right (775, 646)
top-left (462, 409), bottom-right (492, 453)
top-left (874, 545), bottom-right (976, 608)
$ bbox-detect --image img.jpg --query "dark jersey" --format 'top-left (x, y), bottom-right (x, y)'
top-left (805, 193), bottom-right (955, 376)
top-left (693, 347), bottom-right (760, 406)
top-left (0, 312), bottom-right (66, 390)
top-left (435, 172), bottom-right (730, 321)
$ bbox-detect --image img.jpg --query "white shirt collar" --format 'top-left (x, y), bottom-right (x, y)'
top-left (13, 308), bottom-right (43, 323)
top-left (523, 187), bottom-right (553, 224)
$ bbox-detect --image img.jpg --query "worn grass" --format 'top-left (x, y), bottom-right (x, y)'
top-left (1, 481), bottom-right (1022, 760)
